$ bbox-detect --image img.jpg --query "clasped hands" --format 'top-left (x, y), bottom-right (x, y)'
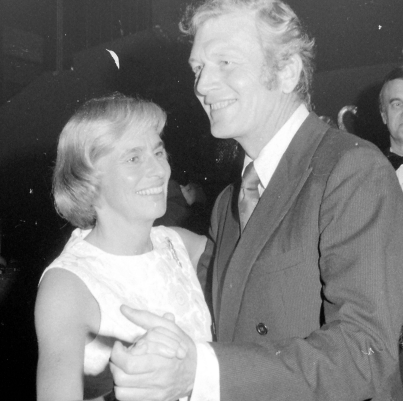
top-left (110, 305), bottom-right (197, 401)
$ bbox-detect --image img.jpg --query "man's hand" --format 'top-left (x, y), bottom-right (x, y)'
top-left (110, 306), bottom-right (197, 401)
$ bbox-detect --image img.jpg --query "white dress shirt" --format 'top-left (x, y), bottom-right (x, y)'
top-left (243, 104), bottom-right (310, 194)
top-left (191, 104), bottom-right (310, 401)
top-left (396, 165), bottom-right (403, 191)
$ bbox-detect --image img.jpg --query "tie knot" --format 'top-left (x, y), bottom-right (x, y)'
top-left (241, 162), bottom-right (260, 190)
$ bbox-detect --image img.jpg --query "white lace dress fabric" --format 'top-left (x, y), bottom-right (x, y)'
top-left (40, 226), bottom-right (212, 399)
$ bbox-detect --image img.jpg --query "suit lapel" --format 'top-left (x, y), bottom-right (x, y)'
top-left (217, 113), bottom-right (330, 340)
top-left (212, 180), bottom-right (242, 323)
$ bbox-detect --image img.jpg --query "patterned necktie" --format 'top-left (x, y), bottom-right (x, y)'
top-left (238, 162), bottom-right (260, 231)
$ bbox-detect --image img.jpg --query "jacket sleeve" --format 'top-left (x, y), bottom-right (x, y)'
top-left (211, 146), bottom-right (403, 401)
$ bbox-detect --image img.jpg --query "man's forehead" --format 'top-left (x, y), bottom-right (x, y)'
top-left (383, 79), bottom-right (403, 98)
top-left (189, 14), bottom-right (261, 60)
top-left (385, 78), bottom-right (403, 90)
top-left (190, 40), bottom-right (242, 60)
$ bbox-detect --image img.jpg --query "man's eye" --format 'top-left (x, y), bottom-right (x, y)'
top-left (128, 156), bottom-right (139, 163)
top-left (221, 60), bottom-right (232, 66)
top-left (392, 101), bottom-right (403, 108)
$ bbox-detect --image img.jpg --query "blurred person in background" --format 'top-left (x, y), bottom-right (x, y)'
top-left (379, 65), bottom-right (403, 189)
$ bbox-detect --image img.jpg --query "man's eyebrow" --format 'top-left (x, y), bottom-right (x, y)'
top-left (389, 97), bottom-right (403, 104)
top-left (189, 48), bottom-right (243, 65)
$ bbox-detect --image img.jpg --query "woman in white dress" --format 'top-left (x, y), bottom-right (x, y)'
top-left (34, 94), bottom-right (212, 401)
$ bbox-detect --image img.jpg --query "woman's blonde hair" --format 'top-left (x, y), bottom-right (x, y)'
top-left (53, 93), bottom-right (167, 228)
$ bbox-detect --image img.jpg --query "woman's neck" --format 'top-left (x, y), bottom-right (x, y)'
top-left (85, 220), bottom-right (153, 256)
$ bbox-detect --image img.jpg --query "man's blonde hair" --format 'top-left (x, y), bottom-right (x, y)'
top-left (181, 0), bottom-right (315, 107)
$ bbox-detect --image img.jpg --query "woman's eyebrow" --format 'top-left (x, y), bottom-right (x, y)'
top-left (120, 141), bottom-right (164, 159)
top-left (119, 147), bottom-right (142, 160)
top-left (153, 140), bottom-right (165, 150)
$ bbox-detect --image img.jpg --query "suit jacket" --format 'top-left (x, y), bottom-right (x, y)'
top-left (198, 113), bottom-right (403, 401)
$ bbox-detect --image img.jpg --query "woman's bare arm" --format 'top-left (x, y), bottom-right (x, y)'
top-left (35, 268), bottom-right (100, 401)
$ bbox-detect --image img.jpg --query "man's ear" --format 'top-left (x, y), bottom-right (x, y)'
top-left (278, 54), bottom-right (303, 94)
top-left (381, 110), bottom-right (387, 125)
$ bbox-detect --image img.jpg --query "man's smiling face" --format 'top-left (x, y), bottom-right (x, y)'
top-left (189, 12), bottom-right (283, 149)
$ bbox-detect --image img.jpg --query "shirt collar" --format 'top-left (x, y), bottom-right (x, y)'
top-left (243, 104), bottom-right (309, 190)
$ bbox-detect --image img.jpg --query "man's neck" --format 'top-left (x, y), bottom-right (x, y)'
top-left (241, 98), bottom-right (302, 160)
top-left (390, 140), bottom-right (403, 157)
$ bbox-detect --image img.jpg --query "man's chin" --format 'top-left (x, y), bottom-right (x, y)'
top-left (210, 124), bottom-right (236, 140)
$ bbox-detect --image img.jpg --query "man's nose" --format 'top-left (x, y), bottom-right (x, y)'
top-left (195, 66), bottom-right (218, 97)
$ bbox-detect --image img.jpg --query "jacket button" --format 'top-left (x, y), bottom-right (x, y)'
top-left (256, 323), bottom-right (268, 335)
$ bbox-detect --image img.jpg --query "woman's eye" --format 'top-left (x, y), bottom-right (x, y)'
top-left (155, 149), bottom-right (167, 159)
top-left (128, 156), bottom-right (139, 163)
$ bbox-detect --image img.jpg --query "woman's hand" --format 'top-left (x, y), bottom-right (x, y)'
top-left (127, 311), bottom-right (188, 359)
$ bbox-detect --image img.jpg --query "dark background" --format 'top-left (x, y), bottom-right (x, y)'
top-left (0, 0), bottom-right (403, 399)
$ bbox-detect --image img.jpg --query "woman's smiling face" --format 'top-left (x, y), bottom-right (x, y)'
top-left (94, 126), bottom-right (170, 226)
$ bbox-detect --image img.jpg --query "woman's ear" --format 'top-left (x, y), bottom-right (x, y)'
top-left (278, 54), bottom-right (303, 94)
top-left (91, 188), bottom-right (102, 211)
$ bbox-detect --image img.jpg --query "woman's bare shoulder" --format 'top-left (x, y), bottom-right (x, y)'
top-left (35, 267), bottom-right (100, 341)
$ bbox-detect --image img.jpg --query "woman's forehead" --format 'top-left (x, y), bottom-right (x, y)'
top-left (119, 127), bottom-right (162, 147)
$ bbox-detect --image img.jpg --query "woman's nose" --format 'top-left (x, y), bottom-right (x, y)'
top-left (147, 155), bottom-right (168, 178)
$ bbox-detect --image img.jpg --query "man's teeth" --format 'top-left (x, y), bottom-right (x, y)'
top-left (136, 186), bottom-right (163, 195)
top-left (211, 99), bottom-right (236, 110)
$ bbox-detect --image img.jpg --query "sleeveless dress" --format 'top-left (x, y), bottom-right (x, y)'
top-left (40, 226), bottom-right (212, 400)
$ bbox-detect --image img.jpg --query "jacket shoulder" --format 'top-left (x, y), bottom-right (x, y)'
top-left (311, 127), bottom-right (388, 174)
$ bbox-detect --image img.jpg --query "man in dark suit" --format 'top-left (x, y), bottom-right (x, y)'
top-left (109, 1), bottom-right (403, 400)
top-left (379, 66), bottom-right (403, 169)
top-left (379, 66), bottom-right (403, 189)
